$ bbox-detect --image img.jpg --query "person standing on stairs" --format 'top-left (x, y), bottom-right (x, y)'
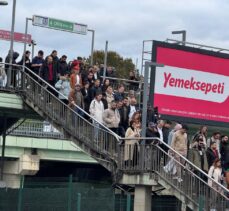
top-left (170, 124), bottom-right (189, 182)
top-left (89, 92), bottom-right (104, 143)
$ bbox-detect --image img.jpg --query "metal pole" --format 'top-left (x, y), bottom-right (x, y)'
top-left (77, 193), bottom-right (81, 211)
top-left (141, 40), bottom-right (144, 76)
top-left (67, 174), bottom-right (73, 211)
top-left (141, 62), bottom-right (150, 139)
top-left (87, 29), bottom-right (95, 66)
top-left (171, 30), bottom-right (186, 45)
top-left (23, 17), bottom-right (32, 71)
top-left (126, 193), bottom-right (131, 211)
top-left (31, 42), bottom-right (35, 59)
top-left (103, 40), bottom-right (108, 81)
top-left (17, 175), bottom-right (24, 211)
top-left (141, 62), bottom-right (164, 139)
top-left (182, 31), bottom-right (186, 44)
top-left (7, 0), bottom-right (16, 87)
top-left (0, 117), bottom-right (7, 180)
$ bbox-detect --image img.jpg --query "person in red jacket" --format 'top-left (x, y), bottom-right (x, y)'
top-left (70, 65), bottom-right (82, 89)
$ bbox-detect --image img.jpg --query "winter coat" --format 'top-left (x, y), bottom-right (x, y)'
top-left (40, 63), bottom-right (57, 82)
top-left (88, 86), bottom-right (102, 102)
top-left (0, 65), bottom-right (6, 87)
top-left (163, 127), bottom-right (170, 144)
top-left (5, 52), bottom-right (19, 72)
top-left (58, 60), bottom-right (69, 76)
top-left (206, 148), bottom-right (219, 168)
top-left (17, 56), bottom-right (31, 69)
top-left (70, 73), bottom-right (82, 89)
top-left (188, 147), bottom-right (208, 172)
top-left (114, 92), bottom-right (125, 101)
top-left (124, 127), bottom-right (140, 161)
top-left (171, 130), bottom-right (188, 156)
top-left (89, 99), bottom-right (104, 124)
top-left (55, 79), bottom-right (70, 100)
top-left (106, 92), bottom-right (114, 108)
top-left (68, 89), bottom-right (84, 109)
top-left (103, 108), bottom-right (120, 128)
top-left (208, 166), bottom-right (223, 191)
top-left (221, 141), bottom-right (229, 164)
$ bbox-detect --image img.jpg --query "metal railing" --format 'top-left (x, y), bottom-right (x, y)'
top-left (104, 76), bottom-right (143, 93)
top-left (118, 137), bottom-right (229, 210)
top-left (0, 63), bottom-right (120, 164)
top-left (1, 63), bottom-right (228, 210)
top-left (7, 119), bottom-right (65, 139)
top-left (166, 38), bottom-right (229, 53)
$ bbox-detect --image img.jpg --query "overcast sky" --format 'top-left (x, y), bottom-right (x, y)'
top-left (1, 0), bottom-right (229, 70)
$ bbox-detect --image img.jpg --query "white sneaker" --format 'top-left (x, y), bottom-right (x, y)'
top-left (163, 166), bottom-right (168, 173)
top-left (177, 177), bottom-right (183, 183)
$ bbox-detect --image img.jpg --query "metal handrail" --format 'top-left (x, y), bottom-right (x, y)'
top-left (1, 63), bottom-right (228, 208)
top-left (7, 120), bottom-right (65, 139)
top-left (119, 137), bottom-right (229, 197)
top-left (104, 76), bottom-right (142, 84)
top-left (0, 62), bottom-right (120, 141)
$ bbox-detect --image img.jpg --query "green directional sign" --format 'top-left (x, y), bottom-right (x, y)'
top-left (32, 15), bottom-right (87, 35)
top-left (49, 18), bottom-right (74, 31)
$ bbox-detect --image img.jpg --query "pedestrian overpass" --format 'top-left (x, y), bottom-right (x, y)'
top-left (0, 64), bottom-right (228, 211)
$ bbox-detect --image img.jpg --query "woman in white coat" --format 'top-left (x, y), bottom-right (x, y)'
top-left (89, 92), bottom-right (104, 142)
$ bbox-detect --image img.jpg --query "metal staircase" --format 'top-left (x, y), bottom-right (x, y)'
top-left (118, 138), bottom-right (229, 210)
top-left (1, 63), bottom-right (228, 210)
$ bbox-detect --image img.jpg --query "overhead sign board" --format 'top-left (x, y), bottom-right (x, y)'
top-left (150, 41), bottom-right (229, 126)
top-left (32, 15), bottom-right (87, 35)
top-left (0, 29), bottom-right (32, 44)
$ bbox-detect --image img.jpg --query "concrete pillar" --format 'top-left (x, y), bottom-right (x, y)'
top-left (134, 185), bottom-right (152, 211)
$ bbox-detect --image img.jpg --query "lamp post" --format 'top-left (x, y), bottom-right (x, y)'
top-left (103, 40), bottom-right (108, 81)
top-left (172, 30), bottom-right (186, 45)
top-left (22, 17), bottom-right (32, 70)
top-left (87, 29), bottom-right (95, 66)
top-left (31, 40), bottom-right (36, 59)
top-left (7, 0), bottom-right (16, 87)
top-left (141, 61), bottom-right (164, 139)
top-left (0, 1), bottom-right (8, 5)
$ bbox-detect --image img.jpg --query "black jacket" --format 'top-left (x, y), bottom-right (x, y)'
top-left (146, 128), bottom-right (160, 144)
top-left (40, 63), bottom-right (57, 83)
top-left (221, 141), bottom-right (229, 163)
top-left (58, 60), bottom-right (69, 76)
top-left (88, 86), bottom-right (102, 103)
top-left (206, 147), bottom-right (219, 167)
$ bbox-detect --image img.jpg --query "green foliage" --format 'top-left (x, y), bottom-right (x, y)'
top-left (89, 50), bottom-right (135, 78)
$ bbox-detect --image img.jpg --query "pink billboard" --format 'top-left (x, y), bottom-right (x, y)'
top-left (151, 41), bottom-right (229, 126)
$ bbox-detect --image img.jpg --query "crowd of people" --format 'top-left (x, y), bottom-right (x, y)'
top-left (0, 50), bottom-right (228, 193)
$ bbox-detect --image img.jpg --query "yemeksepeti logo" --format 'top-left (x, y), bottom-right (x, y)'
top-left (154, 66), bottom-right (229, 103)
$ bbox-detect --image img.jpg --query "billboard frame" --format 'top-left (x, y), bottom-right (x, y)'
top-left (150, 40), bottom-right (229, 127)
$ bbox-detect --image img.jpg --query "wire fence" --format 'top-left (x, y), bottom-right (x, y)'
top-left (0, 176), bottom-right (182, 211)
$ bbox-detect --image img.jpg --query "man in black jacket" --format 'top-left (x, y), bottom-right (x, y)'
top-left (220, 135), bottom-right (229, 172)
top-left (88, 79), bottom-right (102, 103)
top-left (206, 141), bottom-right (219, 168)
top-left (58, 55), bottom-right (69, 76)
top-left (5, 51), bottom-right (19, 87)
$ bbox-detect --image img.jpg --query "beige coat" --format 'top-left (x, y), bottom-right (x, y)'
top-left (102, 108), bottom-right (120, 128)
top-left (171, 130), bottom-right (188, 156)
top-left (106, 92), bottom-right (114, 108)
top-left (124, 127), bottom-right (140, 161)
